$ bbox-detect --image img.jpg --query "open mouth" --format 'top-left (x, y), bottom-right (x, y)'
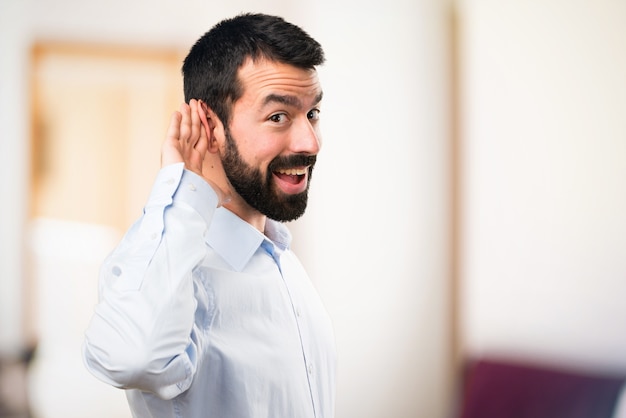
top-left (274, 167), bottom-right (306, 183)
top-left (273, 166), bottom-right (309, 193)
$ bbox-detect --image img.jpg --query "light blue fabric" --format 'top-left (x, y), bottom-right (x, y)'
top-left (83, 163), bottom-right (336, 418)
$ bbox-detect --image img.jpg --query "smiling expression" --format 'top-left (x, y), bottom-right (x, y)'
top-left (220, 58), bottom-right (323, 222)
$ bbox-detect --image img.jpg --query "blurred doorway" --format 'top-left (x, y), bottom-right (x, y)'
top-left (27, 42), bottom-right (184, 418)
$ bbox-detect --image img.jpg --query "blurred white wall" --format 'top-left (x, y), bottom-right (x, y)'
top-left (458, 0), bottom-right (626, 372)
top-left (0, 0), bottom-right (455, 417)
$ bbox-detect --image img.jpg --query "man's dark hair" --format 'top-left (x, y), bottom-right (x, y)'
top-left (182, 13), bottom-right (325, 125)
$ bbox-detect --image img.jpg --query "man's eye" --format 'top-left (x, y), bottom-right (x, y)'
top-left (269, 113), bottom-right (287, 123)
top-left (307, 109), bottom-right (321, 120)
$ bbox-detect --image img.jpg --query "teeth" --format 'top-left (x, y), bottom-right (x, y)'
top-left (276, 167), bottom-right (307, 176)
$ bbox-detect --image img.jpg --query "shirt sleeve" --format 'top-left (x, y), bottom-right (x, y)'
top-left (82, 163), bottom-right (219, 400)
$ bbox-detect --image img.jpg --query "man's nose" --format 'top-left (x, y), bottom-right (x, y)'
top-left (289, 117), bottom-right (321, 155)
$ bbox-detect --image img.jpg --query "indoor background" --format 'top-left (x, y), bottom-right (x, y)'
top-left (1, 0), bottom-right (625, 417)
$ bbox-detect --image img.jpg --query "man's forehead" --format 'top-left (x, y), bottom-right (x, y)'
top-left (237, 58), bottom-right (322, 100)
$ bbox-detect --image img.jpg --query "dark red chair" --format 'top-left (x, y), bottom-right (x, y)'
top-left (459, 358), bottom-right (626, 418)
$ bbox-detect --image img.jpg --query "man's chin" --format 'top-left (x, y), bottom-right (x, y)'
top-left (264, 196), bottom-right (308, 222)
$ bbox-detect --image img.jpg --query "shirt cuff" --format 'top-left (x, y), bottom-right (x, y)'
top-left (172, 169), bottom-right (220, 227)
top-left (145, 162), bottom-right (186, 211)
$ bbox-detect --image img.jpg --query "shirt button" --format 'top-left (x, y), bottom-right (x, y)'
top-left (165, 178), bottom-right (175, 185)
top-left (296, 308), bottom-right (302, 317)
top-left (307, 363), bottom-right (313, 375)
top-left (188, 183), bottom-right (196, 191)
top-left (151, 232), bottom-right (158, 240)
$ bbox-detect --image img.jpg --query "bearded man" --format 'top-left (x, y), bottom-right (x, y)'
top-left (83, 13), bottom-right (336, 418)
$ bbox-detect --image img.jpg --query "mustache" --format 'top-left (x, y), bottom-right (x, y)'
top-left (269, 154), bottom-right (317, 172)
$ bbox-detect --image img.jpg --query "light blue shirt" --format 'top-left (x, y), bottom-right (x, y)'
top-left (83, 163), bottom-right (336, 418)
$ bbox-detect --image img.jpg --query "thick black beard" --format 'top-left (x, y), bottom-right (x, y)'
top-left (221, 128), bottom-right (315, 222)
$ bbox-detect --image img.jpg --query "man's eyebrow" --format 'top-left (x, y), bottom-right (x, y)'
top-left (263, 94), bottom-right (301, 108)
top-left (314, 91), bottom-right (323, 105)
top-left (262, 91), bottom-right (324, 108)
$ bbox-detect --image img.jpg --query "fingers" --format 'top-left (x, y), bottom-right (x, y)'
top-left (189, 100), bottom-right (201, 146)
top-left (178, 100), bottom-right (231, 207)
top-left (179, 100), bottom-right (204, 145)
top-left (161, 99), bottom-right (214, 178)
top-left (161, 111), bottom-right (184, 167)
top-left (195, 101), bottom-right (210, 157)
top-left (178, 99), bottom-right (208, 175)
top-left (179, 102), bottom-right (191, 144)
top-left (195, 121), bottom-right (209, 159)
top-left (166, 110), bottom-right (182, 142)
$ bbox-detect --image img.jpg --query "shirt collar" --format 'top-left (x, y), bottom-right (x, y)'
top-left (205, 208), bottom-right (292, 272)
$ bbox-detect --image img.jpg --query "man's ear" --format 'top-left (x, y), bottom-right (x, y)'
top-left (198, 100), bottom-right (223, 153)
